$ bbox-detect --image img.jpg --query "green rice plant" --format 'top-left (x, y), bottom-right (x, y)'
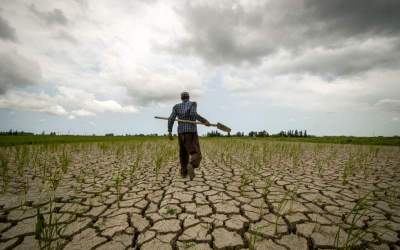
top-left (239, 171), bottom-right (253, 196)
top-left (287, 185), bottom-right (298, 213)
top-left (182, 241), bottom-right (196, 249)
top-left (262, 175), bottom-right (274, 198)
top-left (262, 143), bottom-right (267, 166)
top-left (274, 194), bottom-right (289, 234)
top-left (116, 144), bottom-right (125, 160)
top-left (91, 167), bottom-right (98, 184)
top-left (0, 155), bottom-right (9, 192)
top-left (153, 147), bottom-right (165, 180)
top-left (99, 142), bottom-right (109, 155)
top-left (35, 198), bottom-right (69, 250)
top-left (342, 152), bottom-right (354, 185)
top-left (19, 175), bottom-right (29, 205)
top-left (48, 168), bottom-right (62, 192)
top-left (40, 157), bottom-right (50, 185)
top-left (291, 150), bottom-right (301, 171)
top-left (316, 157), bottom-right (324, 177)
top-left (248, 225), bottom-right (267, 250)
top-left (162, 206), bottom-right (177, 216)
top-left (74, 169), bottom-right (86, 192)
top-left (15, 146), bottom-right (30, 177)
top-left (130, 144), bottom-right (143, 179)
top-left (334, 191), bottom-right (377, 249)
top-left (274, 186), bottom-right (297, 234)
top-left (163, 142), bottom-right (176, 162)
top-left (31, 147), bottom-right (41, 179)
top-left (59, 148), bottom-right (71, 174)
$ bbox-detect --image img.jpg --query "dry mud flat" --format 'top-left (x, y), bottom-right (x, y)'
top-left (0, 141), bottom-right (399, 249)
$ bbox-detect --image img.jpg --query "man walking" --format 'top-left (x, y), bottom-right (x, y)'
top-left (168, 92), bottom-right (210, 180)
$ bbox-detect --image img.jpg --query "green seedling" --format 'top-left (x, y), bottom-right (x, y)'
top-left (0, 156), bottom-right (9, 192)
top-left (239, 172), bottom-right (252, 196)
top-left (36, 198), bottom-right (69, 250)
top-left (342, 153), bottom-right (354, 185)
top-left (60, 148), bottom-right (71, 174)
top-left (274, 186), bottom-right (297, 234)
top-left (153, 148), bottom-right (165, 180)
top-left (163, 206), bottom-right (177, 216)
top-left (130, 146), bottom-right (143, 179)
top-left (262, 175), bottom-right (274, 198)
top-left (334, 191), bottom-right (380, 249)
top-left (248, 225), bottom-right (267, 250)
top-left (316, 157), bottom-right (325, 177)
top-left (274, 193), bottom-right (289, 234)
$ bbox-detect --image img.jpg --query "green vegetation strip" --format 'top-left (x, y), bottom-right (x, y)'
top-left (0, 135), bottom-right (162, 146)
top-left (0, 135), bottom-right (399, 146)
top-left (204, 136), bottom-right (400, 146)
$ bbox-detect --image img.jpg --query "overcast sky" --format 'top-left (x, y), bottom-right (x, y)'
top-left (1, 0), bottom-right (400, 136)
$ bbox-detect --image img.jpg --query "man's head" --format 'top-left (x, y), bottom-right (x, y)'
top-left (181, 91), bottom-right (189, 101)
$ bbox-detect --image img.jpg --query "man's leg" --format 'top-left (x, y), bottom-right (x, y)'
top-left (185, 133), bottom-right (202, 180)
top-left (178, 133), bottom-right (189, 177)
top-left (189, 133), bottom-right (202, 168)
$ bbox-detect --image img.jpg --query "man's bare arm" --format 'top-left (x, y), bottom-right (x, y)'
top-left (168, 106), bottom-right (177, 139)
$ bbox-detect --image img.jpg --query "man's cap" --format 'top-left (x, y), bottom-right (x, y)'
top-left (181, 91), bottom-right (189, 99)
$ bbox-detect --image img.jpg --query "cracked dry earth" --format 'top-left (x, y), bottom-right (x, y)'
top-left (0, 140), bottom-right (400, 250)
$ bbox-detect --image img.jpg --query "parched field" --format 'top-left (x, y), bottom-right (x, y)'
top-left (0, 139), bottom-right (399, 250)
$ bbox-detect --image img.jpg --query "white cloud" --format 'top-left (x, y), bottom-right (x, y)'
top-left (57, 86), bottom-right (137, 114)
top-left (70, 109), bottom-right (95, 117)
top-left (0, 87), bottom-right (137, 117)
top-left (0, 91), bottom-right (67, 116)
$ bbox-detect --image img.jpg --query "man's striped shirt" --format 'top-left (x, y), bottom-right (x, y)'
top-left (168, 100), bottom-right (207, 133)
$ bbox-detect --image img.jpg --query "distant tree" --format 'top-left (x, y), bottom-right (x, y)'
top-left (295, 129), bottom-right (298, 137)
top-left (299, 130), bottom-right (303, 137)
top-left (304, 130), bottom-right (307, 137)
top-left (207, 130), bottom-right (221, 137)
top-left (256, 130), bottom-right (268, 137)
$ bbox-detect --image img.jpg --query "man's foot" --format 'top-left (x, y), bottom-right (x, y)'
top-left (187, 163), bottom-right (195, 180)
top-left (180, 169), bottom-right (187, 178)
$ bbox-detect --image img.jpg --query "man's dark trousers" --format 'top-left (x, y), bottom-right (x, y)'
top-left (178, 132), bottom-right (202, 175)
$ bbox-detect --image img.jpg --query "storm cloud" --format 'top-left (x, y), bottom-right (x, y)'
top-left (0, 0), bottom-right (399, 135)
top-left (29, 4), bottom-right (69, 26)
top-left (0, 15), bottom-right (17, 41)
top-left (172, 0), bottom-right (400, 78)
top-left (0, 50), bottom-right (42, 94)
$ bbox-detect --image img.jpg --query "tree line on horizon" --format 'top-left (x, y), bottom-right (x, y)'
top-left (1, 129), bottom-right (309, 137)
top-left (206, 129), bottom-right (308, 137)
